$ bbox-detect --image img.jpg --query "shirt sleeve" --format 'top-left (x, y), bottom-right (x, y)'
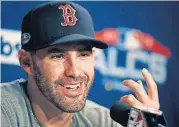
top-left (1, 104), bottom-right (12, 127)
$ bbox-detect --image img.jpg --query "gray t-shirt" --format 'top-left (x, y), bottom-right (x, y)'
top-left (1, 79), bottom-right (122, 127)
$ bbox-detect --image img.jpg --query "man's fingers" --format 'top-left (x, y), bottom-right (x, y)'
top-left (137, 80), bottom-right (142, 85)
top-left (121, 69), bottom-right (160, 110)
top-left (120, 94), bottom-right (144, 108)
top-left (142, 68), bottom-right (159, 102)
top-left (122, 80), bottom-right (149, 104)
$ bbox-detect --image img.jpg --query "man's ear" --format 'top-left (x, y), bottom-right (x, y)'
top-left (18, 49), bottom-right (34, 75)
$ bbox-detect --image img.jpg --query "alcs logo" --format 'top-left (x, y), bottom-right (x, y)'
top-left (94, 27), bottom-right (171, 92)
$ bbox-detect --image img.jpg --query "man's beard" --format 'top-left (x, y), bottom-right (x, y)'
top-left (32, 61), bottom-right (94, 113)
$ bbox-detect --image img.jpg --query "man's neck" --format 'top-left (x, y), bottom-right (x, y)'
top-left (27, 78), bottom-right (73, 127)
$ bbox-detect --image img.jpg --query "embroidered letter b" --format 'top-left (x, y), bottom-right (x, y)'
top-left (59, 5), bottom-right (78, 26)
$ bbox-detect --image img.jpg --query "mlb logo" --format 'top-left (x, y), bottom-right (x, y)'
top-left (127, 108), bottom-right (147, 127)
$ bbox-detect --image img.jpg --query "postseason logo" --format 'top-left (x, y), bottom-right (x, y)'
top-left (94, 27), bottom-right (171, 92)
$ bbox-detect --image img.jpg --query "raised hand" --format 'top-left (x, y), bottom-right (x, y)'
top-left (120, 68), bottom-right (160, 110)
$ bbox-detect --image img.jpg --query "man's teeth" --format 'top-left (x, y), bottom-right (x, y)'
top-left (64, 84), bottom-right (80, 90)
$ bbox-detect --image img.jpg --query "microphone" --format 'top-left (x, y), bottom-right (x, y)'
top-left (110, 101), bottom-right (167, 127)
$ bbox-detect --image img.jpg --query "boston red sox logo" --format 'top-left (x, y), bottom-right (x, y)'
top-left (59, 5), bottom-right (78, 26)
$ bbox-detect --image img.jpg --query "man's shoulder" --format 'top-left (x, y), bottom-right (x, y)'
top-left (80, 100), bottom-right (110, 119)
top-left (76, 100), bottom-right (122, 127)
top-left (83, 100), bottom-right (109, 112)
top-left (1, 79), bottom-right (37, 127)
top-left (1, 78), bottom-right (28, 106)
top-left (1, 79), bottom-right (27, 97)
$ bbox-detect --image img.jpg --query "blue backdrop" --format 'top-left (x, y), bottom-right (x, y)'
top-left (1, 1), bottom-right (179, 127)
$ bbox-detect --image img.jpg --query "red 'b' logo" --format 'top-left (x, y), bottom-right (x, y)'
top-left (59, 5), bottom-right (78, 26)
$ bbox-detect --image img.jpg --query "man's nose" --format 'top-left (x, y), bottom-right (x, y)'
top-left (64, 55), bottom-right (81, 78)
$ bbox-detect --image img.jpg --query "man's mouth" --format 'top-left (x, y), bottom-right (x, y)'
top-left (58, 82), bottom-right (85, 97)
top-left (60, 83), bottom-right (81, 91)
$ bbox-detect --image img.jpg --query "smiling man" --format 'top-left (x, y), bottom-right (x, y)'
top-left (30, 43), bottom-right (95, 112)
top-left (1, 1), bottom-right (160, 127)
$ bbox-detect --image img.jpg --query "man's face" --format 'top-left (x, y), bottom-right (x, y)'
top-left (31, 43), bottom-right (95, 113)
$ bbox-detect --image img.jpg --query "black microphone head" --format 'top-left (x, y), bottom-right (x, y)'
top-left (110, 101), bottom-right (132, 126)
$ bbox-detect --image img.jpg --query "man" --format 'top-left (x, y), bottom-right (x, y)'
top-left (1, 1), bottom-right (160, 127)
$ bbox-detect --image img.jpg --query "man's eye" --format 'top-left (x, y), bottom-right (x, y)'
top-left (51, 54), bottom-right (64, 59)
top-left (80, 52), bottom-right (91, 57)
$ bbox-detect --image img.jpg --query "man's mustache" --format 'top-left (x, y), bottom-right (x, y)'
top-left (55, 76), bottom-right (88, 85)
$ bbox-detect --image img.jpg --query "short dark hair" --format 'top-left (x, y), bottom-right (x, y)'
top-left (28, 50), bottom-right (36, 56)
